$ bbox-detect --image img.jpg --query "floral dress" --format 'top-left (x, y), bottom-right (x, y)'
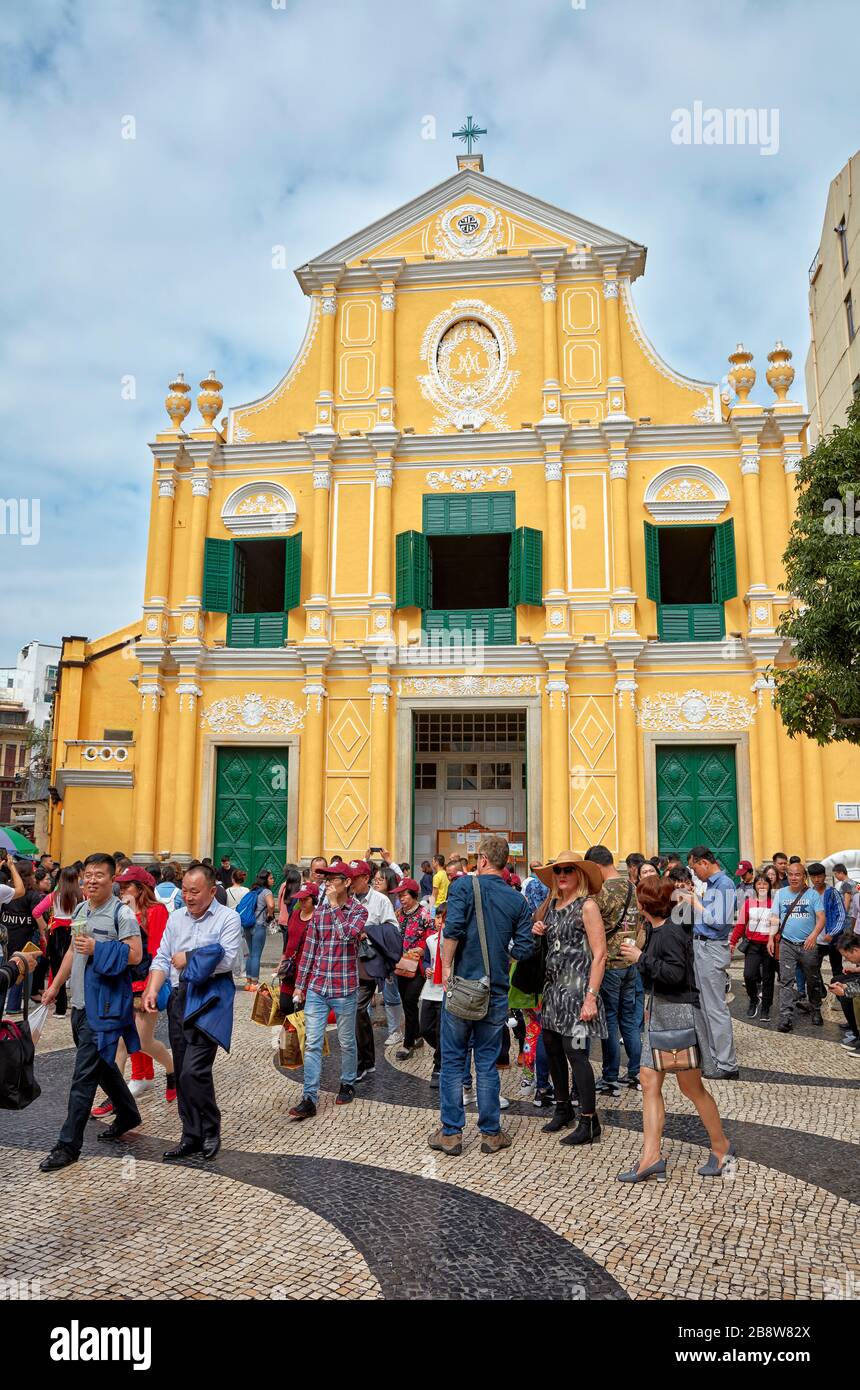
top-left (397, 904), bottom-right (433, 955)
top-left (541, 895), bottom-right (607, 1040)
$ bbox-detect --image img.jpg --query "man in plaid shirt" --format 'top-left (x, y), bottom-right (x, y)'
top-left (289, 863), bottom-right (368, 1121)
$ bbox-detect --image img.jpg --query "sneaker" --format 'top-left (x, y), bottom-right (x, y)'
top-left (90, 1100), bottom-right (114, 1119)
top-left (128, 1079), bottom-right (154, 1098)
top-left (288, 1097), bottom-right (317, 1122)
top-left (760, 1007), bottom-right (771, 1022)
top-left (499, 1095), bottom-right (510, 1111)
top-left (430, 1070), bottom-right (441, 1089)
top-left (427, 1128), bottom-right (462, 1157)
top-left (480, 1130), bottom-right (512, 1155)
top-left (355, 1066), bottom-right (376, 1082)
top-left (745, 1000), bottom-right (759, 1019)
top-left (777, 1022), bottom-right (793, 1033)
top-left (839, 1029), bottom-right (857, 1043)
top-left (385, 1031), bottom-right (403, 1047)
top-left (840, 1036), bottom-right (859, 1050)
top-left (463, 1087), bottom-right (476, 1105)
top-left (518, 1076), bottom-right (535, 1095)
top-left (595, 1079), bottom-right (621, 1098)
top-left (623, 1075), bottom-right (641, 1091)
top-left (533, 1087), bottom-right (554, 1109)
top-left (335, 1083), bottom-right (355, 1105)
top-left (395, 1047), bottom-right (414, 1061)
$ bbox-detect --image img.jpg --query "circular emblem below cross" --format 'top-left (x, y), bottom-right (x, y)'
top-left (456, 213), bottom-right (480, 235)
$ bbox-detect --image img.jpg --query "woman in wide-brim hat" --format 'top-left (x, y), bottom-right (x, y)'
top-left (532, 850), bottom-right (607, 1147)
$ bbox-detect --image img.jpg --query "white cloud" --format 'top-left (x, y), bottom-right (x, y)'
top-left (1, 0), bottom-right (857, 654)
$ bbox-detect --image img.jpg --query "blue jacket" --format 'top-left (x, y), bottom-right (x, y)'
top-left (361, 918), bottom-right (404, 982)
top-left (85, 938), bottom-right (141, 1063)
top-left (182, 943), bottom-right (235, 1051)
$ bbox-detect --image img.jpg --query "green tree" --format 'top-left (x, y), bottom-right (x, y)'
top-left (773, 396), bottom-right (860, 745)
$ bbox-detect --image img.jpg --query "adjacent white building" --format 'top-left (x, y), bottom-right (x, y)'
top-left (0, 641), bottom-right (61, 729)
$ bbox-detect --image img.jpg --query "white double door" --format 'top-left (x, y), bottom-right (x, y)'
top-left (443, 796), bottom-right (515, 833)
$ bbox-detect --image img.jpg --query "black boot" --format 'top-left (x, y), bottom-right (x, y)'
top-left (541, 1102), bottom-right (574, 1133)
top-left (560, 1112), bottom-right (601, 1146)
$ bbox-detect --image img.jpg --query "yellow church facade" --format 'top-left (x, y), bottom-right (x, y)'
top-left (48, 154), bottom-right (860, 877)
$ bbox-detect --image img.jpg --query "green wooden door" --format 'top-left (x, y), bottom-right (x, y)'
top-left (213, 748), bottom-right (288, 883)
top-left (655, 746), bottom-right (739, 874)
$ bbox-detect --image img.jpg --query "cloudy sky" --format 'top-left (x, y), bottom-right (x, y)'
top-left (1, 0), bottom-right (857, 658)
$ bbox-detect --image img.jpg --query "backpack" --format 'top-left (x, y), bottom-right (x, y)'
top-left (237, 888), bottom-right (261, 927)
top-left (0, 967), bottom-right (41, 1111)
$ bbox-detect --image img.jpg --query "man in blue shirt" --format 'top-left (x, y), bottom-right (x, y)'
top-left (769, 862), bottom-right (825, 1032)
top-left (685, 846), bottom-right (739, 1078)
top-left (429, 834), bottom-right (534, 1157)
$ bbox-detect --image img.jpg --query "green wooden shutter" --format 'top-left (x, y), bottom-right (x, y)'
top-left (395, 530), bottom-right (428, 609)
top-left (283, 532), bottom-right (302, 611)
top-left (644, 522), bottom-right (661, 603)
top-left (202, 538), bottom-right (234, 612)
top-left (490, 493), bottom-right (516, 532)
top-left (712, 519), bottom-right (737, 602)
top-left (509, 526), bottom-right (543, 605)
top-left (422, 496), bottom-right (448, 533)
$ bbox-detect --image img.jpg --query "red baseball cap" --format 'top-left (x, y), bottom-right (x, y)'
top-left (348, 860), bottom-right (372, 878)
top-left (295, 884), bottom-right (317, 900)
top-left (318, 862), bottom-right (357, 879)
top-left (735, 860), bottom-right (754, 875)
top-left (398, 877), bottom-right (420, 895)
top-left (116, 865), bottom-right (156, 888)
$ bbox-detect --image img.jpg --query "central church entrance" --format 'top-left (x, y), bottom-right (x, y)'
top-left (411, 709), bottom-right (528, 871)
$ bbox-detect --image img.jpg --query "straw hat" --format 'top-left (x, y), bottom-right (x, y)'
top-left (534, 850), bottom-right (603, 896)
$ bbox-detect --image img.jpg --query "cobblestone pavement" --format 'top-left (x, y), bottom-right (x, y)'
top-left (1, 959), bottom-right (857, 1301)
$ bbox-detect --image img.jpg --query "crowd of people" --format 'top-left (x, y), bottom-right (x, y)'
top-left (1, 835), bottom-right (858, 1184)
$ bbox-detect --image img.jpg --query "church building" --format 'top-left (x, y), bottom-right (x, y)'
top-left (48, 143), bottom-right (860, 877)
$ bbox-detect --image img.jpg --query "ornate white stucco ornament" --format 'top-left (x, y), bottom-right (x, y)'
top-left (399, 675), bottom-right (538, 698)
top-left (754, 605), bottom-right (770, 622)
top-left (418, 299), bottom-right (519, 432)
top-left (425, 466), bottom-right (512, 492)
top-left (549, 609), bottom-right (565, 627)
top-left (433, 204), bottom-right (504, 260)
top-left (692, 403), bottom-right (716, 423)
top-left (616, 608), bottom-right (632, 626)
top-left (636, 688), bottom-right (756, 731)
top-left (201, 693), bottom-right (304, 735)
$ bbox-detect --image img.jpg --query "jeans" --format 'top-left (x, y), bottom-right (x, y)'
top-left (693, 937), bottom-right (737, 1073)
top-left (57, 1008), bottom-right (141, 1158)
top-left (355, 977), bottom-right (377, 1072)
top-left (439, 994), bottom-right (508, 1136)
top-left (535, 1027), bottom-right (550, 1091)
top-left (302, 987), bottom-right (358, 1101)
top-left (778, 940), bottom-right (823, 1024)
top-left (382, 975), bottom-right (403, 1035)
top-left (599, 965), bottom-right (642, 1082)
top-left (243, 922), bottom-right (267, 981)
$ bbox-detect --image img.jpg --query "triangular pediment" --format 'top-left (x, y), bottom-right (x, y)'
top-left (295, 167), bottom-right (646, 290)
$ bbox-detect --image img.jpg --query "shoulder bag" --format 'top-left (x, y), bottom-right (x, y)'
top-left (511, 891), bottom-right (554, 995)
top-left (445, 877), bottom-right (491, 1021)
top-left (0, 963), bottom-right (42, 1110)
top-left (647, 989), bottom-right (701, 1073)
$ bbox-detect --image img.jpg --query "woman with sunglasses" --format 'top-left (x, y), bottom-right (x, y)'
top-left (533, 851), bottom-right (607, 1147)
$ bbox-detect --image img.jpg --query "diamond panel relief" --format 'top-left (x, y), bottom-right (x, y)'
top-left (325, 778), bottom-right (370, 848)
top-left (328, 702), bottom-right (371, 773)
top-left (258, 805), bottom-right (287, 843)
top-left (698, 756), bottom-right (733, 798)
top-left (220, 756), bottom-right (253, 795)
top-left (569, 697), bottom-right (613, 770)
top-left (657, 755), bottom-right (689, 797)
top-left (221, 802), bottom-right (250, 841)
top-left (571, 776), bottom-right (616, 845)
top-left (660, 805), bottom-right (693, 845)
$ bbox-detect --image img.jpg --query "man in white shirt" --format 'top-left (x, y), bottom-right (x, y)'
top-left (349, 859), bottom-right (403, 1045)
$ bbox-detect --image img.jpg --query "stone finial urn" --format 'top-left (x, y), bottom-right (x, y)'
top-left (197, 370), bottom-right (224, 428)
top-left (165, 372), bottom-right (191, 430)
top-left (766, 341), bottom-right (794, 402)
top-left (727, 344), bottom-right (756, 403)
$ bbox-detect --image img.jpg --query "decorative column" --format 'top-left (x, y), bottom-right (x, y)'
top-left (751, 668), bottom-right (783, 860)
top-left (727, 348), bottom-right (770, 633)
top-left (368, 429), bottom-right (398, 643)
top-left (601, 418), bottom-right (637, 636)
top-left (766, 342), bottom-right (806, 527)
top-left (530, 249), bottom-right (565, 424)
top-left (544, 664), bottom-right (570, 856)
top-left (800, 735), bottom-right (827, 857)
top-left (184, 464), bottom-right (213, 606)
top-left (601, 265), bottom-right (628, 419)
top-left (299, 670), bottom-right (327, 855)
top-left (368, 258), bottom-right (404, 429)
top-left (608, 637), bottom-right (645, 853)
top-left (132, 678), bottom-right (164, 862)
top-left (171, 675), bottom-right (202, 862)
top-left (368, 667), bottom-right (392, 850)
top-left (536, 421), bottom-right (570, 636)
top-left (148, 472), bottom-right (177, 607)
top-left (313, 265), bottom-right (344, 433)
top-left (738, 447), bottom-right (768, 592)
top-left (302, 434), bottom-right (337, 644)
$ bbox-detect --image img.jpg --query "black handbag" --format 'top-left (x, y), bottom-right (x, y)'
top-left (0, 965), bottom-right (42, 1110)
top-left (511, 929), bottom-right (547, 996)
